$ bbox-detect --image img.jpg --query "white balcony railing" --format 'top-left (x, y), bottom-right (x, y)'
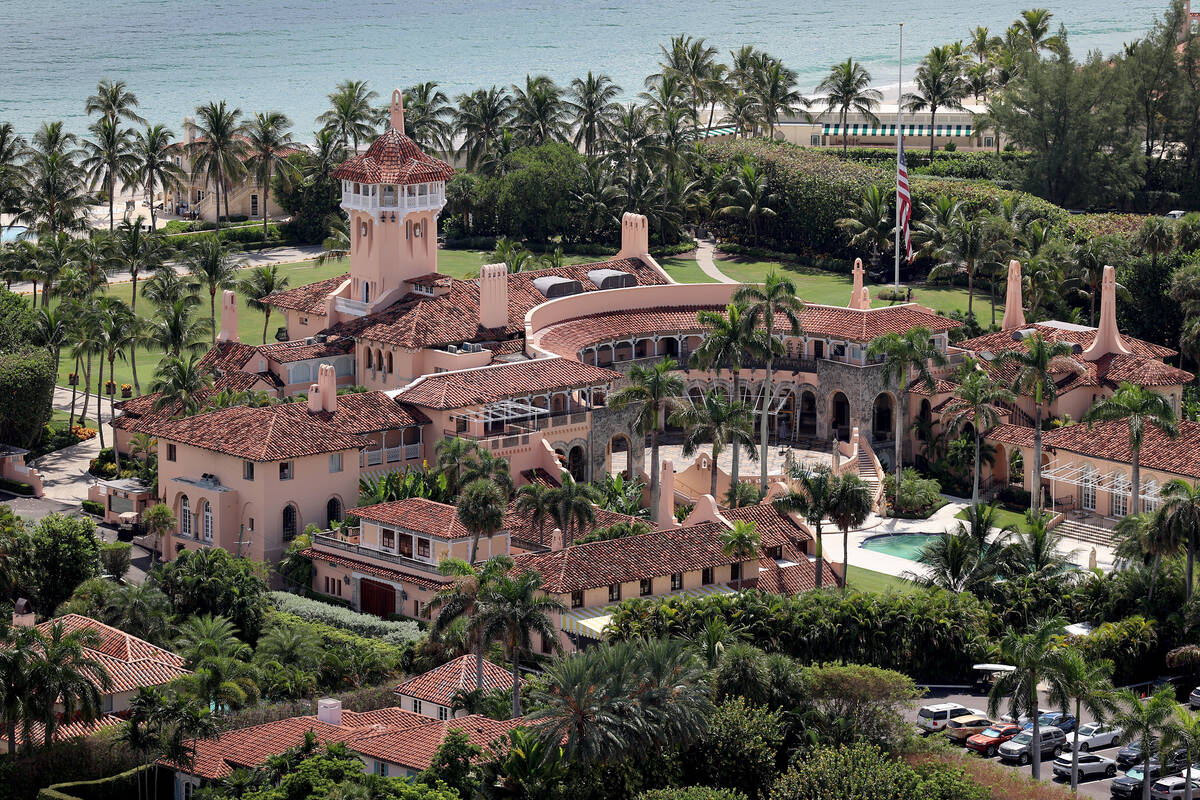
top-left (405, 443), bottom-right (421, 460)
top-left (340, 182), bottom-right (446, 215)
top-left (365, 449), bottom-right (383, 466)
top-left (334, 296), bottom-right (370, 317)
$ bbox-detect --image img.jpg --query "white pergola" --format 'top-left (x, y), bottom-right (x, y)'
top-left (457, 399), bottom-right (549, 425)
top-left (1042, 459), bottom-right (1162, 507)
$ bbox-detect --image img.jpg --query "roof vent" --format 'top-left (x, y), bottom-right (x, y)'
top-left (315, 334), bottom-right (328, 343)
top-left (587, 269), bottom-right (634, 290)
top-left (532, 276), bottom-right (583, 299)
top-left (446, 345), bottom-right (459, 355)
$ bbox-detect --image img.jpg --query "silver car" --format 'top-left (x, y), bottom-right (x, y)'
top-left (1052, 752), bottom-right (1116, 781)
top-left (1150, 776), bottom-right (1200, 799)
top-left (998, 727), bottom-right (1067, 765)
top-left (1070, 722), bottom-right (1122, 752)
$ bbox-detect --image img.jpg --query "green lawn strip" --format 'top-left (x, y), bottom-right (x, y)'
top-left (845, 564), bottom-right (916, 593)
top-left (953, 506), bottom-right (1035, 534)
top-left (438, 248), bottom-right (599, 279)
top-left (659, 255), bottom-right (717, 284)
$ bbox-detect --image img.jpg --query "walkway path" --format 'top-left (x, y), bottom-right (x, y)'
top-left (30, 387), bottom-right (116, 504)
top-left (695, 240), bottom-right (737, 284)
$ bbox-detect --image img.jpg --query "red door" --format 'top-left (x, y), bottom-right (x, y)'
top-left (360, 579), bottom-right (395, 619)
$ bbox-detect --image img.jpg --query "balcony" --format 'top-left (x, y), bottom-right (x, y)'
top-left (340, 182), bottom-right (446, 216)
top-left (311, 532), bottom-right (443, 575)
top-left (334, 296), bottom-right (370, 317)
top-left (360, 443), bottom-right (423, 468)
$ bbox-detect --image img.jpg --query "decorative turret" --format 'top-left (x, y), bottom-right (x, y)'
top-left (332, 87), bottom-right (455, 314)
top-left (217, 290), bottom-right (239, 343)
top-left (1082, 265), bottom-right (1131, 361)
top-left (1001, 260), bottom-right (1026, 331)
top-left (616, 213), bottom-right (649, 260)
top-left (849, 258), bottom-right (866, 309)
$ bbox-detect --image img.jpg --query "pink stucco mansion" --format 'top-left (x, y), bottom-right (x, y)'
top-left (106, 89), bottom-right (1196, 643)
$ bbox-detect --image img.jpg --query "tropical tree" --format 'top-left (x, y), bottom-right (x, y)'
top-left (1111, 687), bottom-right (1178, 800)
top-left (608, 358), bottom-right (683, 522)
top-left (827, 473), bottom-right (873, 590)
top-left (187, 101), bottom-right (245, 227)
top-left (1015, 8), bottom-right (1064, 54)
top-left (475, 570), bottom-right (566, 717)
top-left (435, 436), bottom-right (483, 497)
top-left (1084, 382), bottom-right (1178, 516)
top-left (184, 235), bottom-right (242, 344)
top-left (80, 117), bottom-right (139, 231)
top-left (1008, 510), bottom-right (1074, 579)
top-left (510, 75), bottom-right (567, 146)
top-left (454, 87), bottom-right (511, 171)
top-left (150, 354), bottom-right (212, 416)
top-left (716, 163), bottom-right (778, 245)
top-left (736, 271), bottom-right (803, 490)
top-left (400, 82), bottom-right (453, 152)
top-left (837, 185), bottom-right (894, 270)
top-left (317, 80), bottom-right (378, 150)
top-left (18, 122), bottom-right (89, 236)
top-left (0, 625), bottom-right (39, 754)
top-left (902, 45), bottom-right (969, 153)
top-left (750, 58), bottom-right (807, 140)
top-left (567, 72), bottom-right (622, 157)
top-left (669, 389), bottom-right (757, 498)
top-left (132, 124), bottom-right (184, 233)
top-left (998, 333), bottom-right (1082, 512)
top-left (1046, 649), bottom-right (1115, 792)
top-left (816, 58), bottom-right (882, 154)
top-left (85, 79), bottom-right (146, 126)
top-left (547, 473), bottom-right (599, 542)
top-left (866, 326), bottom-right (947, 501)
top-left (930, 210), bottom-right (999, 319)
top-left (28, 622), bottom-right (113, 747)
top-left (1160, 479), bottom-right (1200, 601)
top-left (721, 520), bottom-right (760, 591)
top-left (513, 483), bottom-right (554, 546)
top-left (1135, 216), bottom-right (1176, 271)
top-left (241, 111), bottom-right (297, 239)
top-left (115, 219), bottom-right (160, 392)
top-left (457, 478), bottom-right (506, 564)
top-left (941, 369), bottom-right (1015, 504)
top-left (146, 297), bottom-right (212, 357)
top-left (426, 555), bottom-right (514, 690)
top-left (240, 264), bottom-right (290, 344)
top-left (1163, 705), bottom-right (1200, 800)
top-left (773, 466), bottom-right (836, 588)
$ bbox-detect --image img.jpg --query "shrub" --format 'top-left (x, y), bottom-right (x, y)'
top-left (997, 485), bottom-right (1031, 510)
top-left (269, 608), bottom-right (413, 669)
top-left (0, 478), bottom-right (34, 496)
top-left (80, 500), bottom-right (104, 516)
top-left (36, 763), bottom-right (151, 800)
top-left (0, 349), bottom-right (55, 449)
top-left (884, 468), bottom-right (944, 517)
top-left (269, 591), bottom-right (423, 647)
top-left (0, 288), bottom-right (37, 351)
top-left (800, 663), bottom-right (919, 749)
top-left (638, 790), bottom-right (748, 800)
top-left (98, 542), bottom-right (131, 580)
top-left (771, 743), bottom-right (989, 800)
top-left (682, 698), bottom-right (784, 800)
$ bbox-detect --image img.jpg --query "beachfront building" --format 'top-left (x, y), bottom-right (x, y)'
top-left (775, 102), bottom-right (1004, 152)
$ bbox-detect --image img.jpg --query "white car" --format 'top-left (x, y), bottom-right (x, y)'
top-left (1150, 775), bottom-right (1200, 799)
top-left (1052, 752), bottom-right (1117, 781)
top-left (917, 703), bottom-right (984, 734)
top-left (1070, 722), bottom-right (1122, 752)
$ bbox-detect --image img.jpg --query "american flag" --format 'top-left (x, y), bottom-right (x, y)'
top-left (897, 137), bottom-right (913, 262)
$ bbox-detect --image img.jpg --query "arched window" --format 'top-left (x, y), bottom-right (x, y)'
top-left (376, 350), bottom-right (384, 373)
top-left (180, 495), bottom-right (192, 537)
top-left (326, 497), bottom-right (343, 527)
top-left (282, 505), bottom-right (298, 541)
top-left (1143, 479), bottom-right (1161, 513)
top-left (201, 501), bottom-right (213, 542)
top-left (386, 352), bottom-right (393, 374)
top-left (365, 349), bottom-right (373, 370)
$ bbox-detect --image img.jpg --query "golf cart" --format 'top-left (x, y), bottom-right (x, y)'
top-left (973, 663), bottom-right (1016, 694)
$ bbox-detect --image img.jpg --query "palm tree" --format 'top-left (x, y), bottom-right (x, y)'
top-left (773, 466), bottom-right (837, 588)
top-left (514, 483), bottom-right (554, 546)
top-left (18, 122), bottom-right (89, 236)
top-left (133, 124), bottom-right (184, 233)
top-left (910, 512), bottom-right (1013, 593)
top-left (86, 79), bottom-right (146, 126)
top-left (400, 82), bottom-right (453, 152)
top-left (142, 503), bottom-right (176, 565)
top-left (720, 520), bottom-right (760, 591)
top-left (457, 478), bottom-right (506, 564)
top-left (816, 59), bottom-right (882, 155)
top-left (1015, 8), bottom-right (1063, 55)
top-left (240, 264), bottom-right (289, 344)
top-left (690, 303), bottom-right (766, 487)
top-left (34, 305), bottom-right (70, 383)
top-left (737, 271), bottom-right (803, 490)
top-left (81, 117), bottom-right (139, 231)
top-left (427, 555), bottom-right (514, 690)
top-left (434, 436), bottom-right (483, 497)
top-left (1164, 706), bottom-right (1200, 800)
top-left (460, 449), bottom-right (514, 499)
top-left (941, 370), bottom-right (1015, 504)
top-left (475, 570), bottom-right (566, 718)
top-left (998, 333), bottom-right (1081, 513)
top-left (184, 235), bottom-right (242, 344)
top-left (608, 358), bottom-right (684, 522)
top-left (669, 389), bottom-right (756, 498)
top-left (188, 101), bottom-right (245, 228)
top-left (0, 625), bottom-right (38, 754)
top-left (1008, 510), bottom-right (1074, 579)
top-left (1046, 650), bottom-right (1115, 792)
top-left (242, 112), bottom-right (297, 239)
top-left (150, 354), bottom-right (212, 416)
top-left (28, 622), bottom-right (113, 747)
top-left (317, 80), bottom-right (378, 150)
top-left (453, 87), bottom-right (511, 171)
top-left (716, 163), bottom-right (778, 245)
top-left (98, 298), bottom-right (138, 470)
top-left (1160, 479), bottom-right (1200, 601)
top-left (837, 185), bottom-right (895, 270)
top-left (567, 73), bottom-right (622, 157)
top-left (1084, 383), bottom-right (1178, 517)
top-left (1111, 687), bottom-right (1178, 800)
top-left (987, 616), bottom-right (1071, 779)
top-left (827, 472), bottom-right (873, 590)
top-left (147, 297), bottom-right (212, 357)
top-left (115, 219), bottom-right (161, 392)
top-left (866, 327), bottom-right (947, 502)
top-left (547, 473), bottom-right (599, 541)
top-left (902, 45), bottom-right (969, 154)
top-left (1135, 217), bottom-right (1176, 271)
top-left (750, 58), bottom-right (808, 140)
top-left (930, 211), bottom-right (999, 319)
top-left (609, 104), bottom-right (663, 188)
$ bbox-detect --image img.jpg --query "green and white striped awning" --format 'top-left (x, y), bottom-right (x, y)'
top-left (561, 584), bottom-right (736, 640)
top-left (685, 126), bottom-right (737, 141)
top-left (822, 124), bottom-right (974, 137)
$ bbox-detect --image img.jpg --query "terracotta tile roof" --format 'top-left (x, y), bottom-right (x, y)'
top-left (263, 273), bottom-right (350, 314)
top-left (407, 273), bottom-right (452, 288)
top-left (274, 392), bottom-right (429, 434)
top-left (352, 716), bottom-right (521, 771)
top-left (538, 302), bottom-right (959, 355)
top-left (1041, 419), bottom-right (1200, 480)
top-left (198, 341), bottom-right (258, 373)
top-left (215, 370), bottom-right (279, 393)
top-left (260, 337), bottom-right (355, 364)
top-left (13, 714), bottom-right (127, 747)
top-left (985, 424), bottom-right (1037, 448)
top-left (332, 127), bottom-right (456, 185)
top-left (748, 556), bottom-right (837, 593)
top-left (394, 655), bottom-right (519, 707)
top-left (958, 323), bottom-right (1175, 360)
top-left (908, 377), bottom-right (958, 396)
top-left (139, 405), bottom-right (370, 461)
top-left (721, 504), bottom-right (815, 547)
top-left (34, 615), bottom-right (189, 694)
top-left (394, 357), bottom-right (619, 409)
top-left (518, 468), bottom-right (561, 489)
top-left (324, 259), bottom-right (666, 350)
top-left (301, 547), bottom-right (451, 591)
top-left (1093, 353), bottom-right (1193, 387)
top-left (353, 498), bottom-right (476, 539)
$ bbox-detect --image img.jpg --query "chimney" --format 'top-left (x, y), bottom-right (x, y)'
top-left (479, 263), bottom-right (508, 330)
top-left (217, 290), bottom-right (239, 343)
top-left (550, 527), bottom-right (564, 550)
top-left (317, 698), bottom-right (342, 726)
top-left (317, 363), bottom-right (338, 413)
top-left (307, 382), bottom-right (323, 413)
top-left (1082, 265), bottom-right (1131, 361)
top-left (1001, 260), bottom-right (1026, 331)
top-left (849, 258), bottom-right (865, 309)
top-left (12, 598), bottom-right (34, 627)
top-left (389, 88), bottom-right (405, 133)
top-left (859, 286), bottom-right (870, 309)
top-left (616, 212), bottom-right (649, 260)
top-left (657, 459), bottom-right (677, 529)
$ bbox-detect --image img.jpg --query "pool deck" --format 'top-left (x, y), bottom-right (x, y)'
top-left (821, 495), bottom-right (1118, 582)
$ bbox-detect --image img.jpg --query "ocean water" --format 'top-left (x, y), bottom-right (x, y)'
top-left (0, 0), bottom-right (1168, 139)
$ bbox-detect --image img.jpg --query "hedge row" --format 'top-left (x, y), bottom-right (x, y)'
top-left (36, 764), bottom-right (151, 800)
top-left (159, 224), bottom-right (292, 256)
top-left (269, 593), bottom-right (423, 648)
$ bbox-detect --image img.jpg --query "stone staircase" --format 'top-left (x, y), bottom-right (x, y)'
top-left (857, 449), bottom-right (881, 494)
top-left (1053, 517), bottom-right (1115, 547)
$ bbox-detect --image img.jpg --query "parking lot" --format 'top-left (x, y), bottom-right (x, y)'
top-left (914, 688), bottom-right (1180, 800)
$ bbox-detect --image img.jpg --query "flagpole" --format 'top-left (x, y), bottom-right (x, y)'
top-left (894, 22), bottom-right (903, 290)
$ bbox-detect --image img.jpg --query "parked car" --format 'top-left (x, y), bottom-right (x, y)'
top-left (1023, 712), bottom-right (1077, 735)
top-left (1053, 752), bottom-right (1117, 781)
top-left (1113, 767), bottom-right (1161, 799)
top-left (1118, 741), bottom-right (1146, 770)
top-left (917, 703), bottom-right (982, 734)
top-left (966, 724), bottom-right (1023, 758)
top-left (1147, 748), bottom-right (1190, 773)
top-left (998, 727), bottom-right (1067, 765)
top-left (1071, 722), bottom-right (1123, 752)
top-left (1150, 776), bottom-right (1200, 799)
top-left (945, 715), bottom-right (994, 744)
top-left (1189, 686), bottom-right (1200, 710)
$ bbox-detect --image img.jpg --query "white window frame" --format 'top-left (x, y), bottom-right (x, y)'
top-left (180, 496), bottom-right (192, 537)
top-left (1081, 467), bottom-right (1097, 512)
top-left (202, 501), bottom-right (213, 542)
top-left (329, 453), bottom-right (343, 473)
top-left (1111, 473), bottom-right (1130, 518)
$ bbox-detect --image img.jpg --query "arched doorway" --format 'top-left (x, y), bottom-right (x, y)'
top-left (567, 445), bottom-right (587, 482)
top-left (917, 399), bottom-right (932, 441)
top-left (282, 504), bottom-right (298, 542)
top-left (872, 393), bottom-right (894, 441)
top-left (775, 390), bottom-right (796, 441)
top-left (326, 497), bottom-right (343, 528)
top-left (799, 391), bottom-right (817, 436)
top-left (608, 434), bottom-right (632, 477)
top-left (831, 392), bottom-right (851, 441)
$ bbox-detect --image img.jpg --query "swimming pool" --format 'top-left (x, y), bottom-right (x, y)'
top-left (860, 533), bottom-right (939, 561)
top-left (1, 225), bottom-right (30, 243)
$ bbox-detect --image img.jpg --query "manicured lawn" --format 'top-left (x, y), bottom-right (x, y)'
top-left (659, 255), bottom-right (718, 284)
top-left (845, 565), bottom-right (916, 593)
top-left (954, 506), bottom-right (1035, 534)
top-left (438, 248), bottom-right (599, 279)
top-left (713, 255), bottom-right (981, 319)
